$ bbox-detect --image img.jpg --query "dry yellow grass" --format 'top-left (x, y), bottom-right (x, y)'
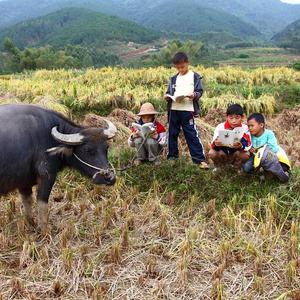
top-left (0, 66), bottom-right (299, 299)
top-left (0, 175), bottom-right (299, 299)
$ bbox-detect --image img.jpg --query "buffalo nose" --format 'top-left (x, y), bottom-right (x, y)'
top-left (105, 172), bottom-right (116, 184)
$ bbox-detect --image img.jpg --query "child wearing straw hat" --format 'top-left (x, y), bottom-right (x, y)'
top-left (128, 102), bottom-right (167, 165)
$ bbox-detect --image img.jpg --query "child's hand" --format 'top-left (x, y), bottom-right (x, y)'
top-left (249, 147), bottom-right (256, 154)
top-left (187, 92), bottom-right (195, 99)
top-left (131, 132), bottom-right (140, 139)
top-left (233, 141), bottom-right (242, 149)
top-left (214, 138), bottom-right (223, 147)
top-left (164, 94), bottom-right (170, 101)
top-left (151, 131), bottom-right (158, 140)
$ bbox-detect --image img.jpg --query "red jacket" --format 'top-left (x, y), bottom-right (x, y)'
top-left (128, 119), bottom-right (167, 147)
top-left (211, 121), bottom-right (252, 151)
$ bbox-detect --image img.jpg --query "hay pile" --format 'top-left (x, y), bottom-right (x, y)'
top-left (83, 112), bottom-right (131, 145)
top-left (0, 92), bottom-right (21, 105)
top-left (204, 108), bottom-right (226, 127)
top-left (108, 108), bottom-right (137, 127)
top-left (0, 94), bottom-right (69, 116)
top-left (196, 120), bottom-right (214, 151)
top-left (268, 105), bottom-right (300, 166)
top-left (33, 96), bottom-right (69, 116)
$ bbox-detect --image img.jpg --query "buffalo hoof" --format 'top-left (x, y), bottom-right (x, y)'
top-left (25, 216), bottom-right (35, 226)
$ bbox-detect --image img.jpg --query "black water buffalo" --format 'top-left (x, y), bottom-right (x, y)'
top-left (0, 104), bottom-right (117, 233)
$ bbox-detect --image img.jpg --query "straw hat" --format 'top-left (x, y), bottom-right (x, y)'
top-left (137, 102), bottom-right (158, 116)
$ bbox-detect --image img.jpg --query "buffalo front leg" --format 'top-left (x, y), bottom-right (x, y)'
top-left (19, 187), bottom-right (34, 226)
top-left (36, 176), bottom-right (56, 235)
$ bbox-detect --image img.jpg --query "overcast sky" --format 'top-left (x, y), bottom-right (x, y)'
top-left (1, 0), bottom-right (300, 3)
top-left (281, 0), bottom-right (300, 3)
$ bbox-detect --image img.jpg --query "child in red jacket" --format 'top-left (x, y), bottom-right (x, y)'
top-left (209, 104), bottom-right (251, 170)
top-left (128, 103), bottom-right (166, 165)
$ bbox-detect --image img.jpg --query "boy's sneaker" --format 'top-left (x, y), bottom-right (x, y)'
top-left (259, 175), bottom-right (266, 182)
top-left (199, 161), bottom-right (210, 169)
top-left (212, 167), bottom-right (220, 173)
top-left (153, 159), bottom-right (161, 166)
top-left (134, 160), bottom-right (143, 166)
top-left (237, 169), bottom-right (243, 175)
top-left (167, 157), bottom-right (177, 161)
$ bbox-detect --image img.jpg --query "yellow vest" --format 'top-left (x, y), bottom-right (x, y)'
top-left (254, 145), bottom-right (291, 169)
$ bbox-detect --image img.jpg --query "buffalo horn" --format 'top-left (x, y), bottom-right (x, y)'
top-left (103, 120), bottom-right (117, 139)
top-left (51, 127), bottom-right (84, 146)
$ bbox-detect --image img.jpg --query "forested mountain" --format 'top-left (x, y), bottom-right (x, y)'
top-left (135, 1), bottom-right (261, 39)
top-left (1, 0), bottom-right (300, 38)
top-left (123, 0), bottom-right (300, 37)
top-left (0, 7), bottom-right (160, 49)
top-left (0, 0), bottom-right (122, 29)
top-left (272, 19), bottom-right (300, 51)
top-left (199, 0), bottom-right (300, 37)
top-left (0, 1), bottom-right (262, 45)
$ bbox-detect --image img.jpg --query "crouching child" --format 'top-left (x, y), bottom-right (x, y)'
top-left (209, 104), bottom-right (252, 170)
top-left (128, 102), bottom-right (166, 165)
top-left (243, 113), bottom-right (291, 182)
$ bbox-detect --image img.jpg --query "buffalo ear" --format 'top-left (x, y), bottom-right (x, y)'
top-left (46, 146), bottom-right (73, 157)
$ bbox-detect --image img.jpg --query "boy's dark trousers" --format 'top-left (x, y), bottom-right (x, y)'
top-left (167, 110), bottom-right (205, 164)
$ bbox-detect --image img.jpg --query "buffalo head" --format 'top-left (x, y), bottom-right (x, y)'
top-left (47, 120), bottom-right (117, 185)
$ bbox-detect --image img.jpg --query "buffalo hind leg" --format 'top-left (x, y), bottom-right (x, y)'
top-left (36, 176), bottom-right (56, 235)
top-left (19, 187), bottom-right (34, 227)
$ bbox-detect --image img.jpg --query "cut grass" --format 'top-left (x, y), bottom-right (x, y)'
top-left (122, 159), bottom-right (300, 218)
top-left (0, 165), bottom-right (299, 299)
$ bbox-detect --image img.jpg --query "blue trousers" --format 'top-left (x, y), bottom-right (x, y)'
top-left (242, 147), bottom-right (289, 182)
top-left (167, 110), bottom-right (205, 164)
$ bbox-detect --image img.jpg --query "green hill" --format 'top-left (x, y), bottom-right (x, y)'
top-left (272, 19), bottom-right (300, 51)
top-left (0, 0), bottom-right (123, 29)
top-left (124, 0), bottom-right (300, 38)
top-left (1, 0), bottom-right (300, 42)
top-left (137, 1), bottom-right (261, 40)
top-left (0, 7), bottom-right (160, 49)
top-left (1, 0), bottom-right (300, 38)
top-left (197, 0), bottom-right (300, 37)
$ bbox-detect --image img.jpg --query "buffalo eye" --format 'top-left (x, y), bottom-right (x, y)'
top-left (88, 148), bottom-right (97, 155)
top-left (83, 144), bottom-right (97, 155)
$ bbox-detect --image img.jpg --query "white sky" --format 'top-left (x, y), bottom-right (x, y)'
top-left (281, 0), bottom-right (300, 3)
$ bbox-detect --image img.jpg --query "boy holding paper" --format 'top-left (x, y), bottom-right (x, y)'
top-left (164, 52), bottom-right (209, 169)
top-left (128, 102), bottom-right (166, 165)
top-left (209, 104), bottom-right (251, 169)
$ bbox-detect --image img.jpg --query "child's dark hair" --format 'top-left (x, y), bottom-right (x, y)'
top-left (248, 113), bottom-right (265, 124)
top-left (226, 104), bottom-right (244, 116)
top-left (173, 52), bottom-right (189, 64)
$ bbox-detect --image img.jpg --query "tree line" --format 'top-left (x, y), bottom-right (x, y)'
top-left (0, 38), bottom-right (120, 74)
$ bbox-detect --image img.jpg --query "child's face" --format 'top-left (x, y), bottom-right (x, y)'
top-left (175, 61), bottom-right (189, 75)
top-left (247, 119), bottom-right (264, 136)
top-left (141, 114), bottom-right (155, 123)
top-left (226, 114), bottom-right (243, 128)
